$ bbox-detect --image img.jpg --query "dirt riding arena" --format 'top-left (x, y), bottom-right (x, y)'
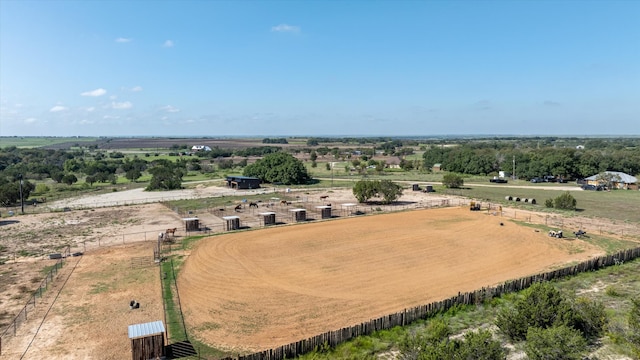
top-left (179, 207), bottom-right (603, 353)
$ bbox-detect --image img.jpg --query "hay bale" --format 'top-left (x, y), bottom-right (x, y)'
top-left (505, 196), bottom-right (513, 201)
top-left (523, 198), bottom-right (529, 203)
top-left (515, 197), bottom-right (521, 202)
top-left (529, 198), bottom-right (537, 205)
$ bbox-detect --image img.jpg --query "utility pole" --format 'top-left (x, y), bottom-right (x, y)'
top-left (512, 156), bottom-right (516, 180)
top-left (19, 174), bottom-right (24, 214)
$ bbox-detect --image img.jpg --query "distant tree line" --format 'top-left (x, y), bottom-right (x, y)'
top-left (262, 138), bottom-right (288, 144)
top-left (423, 142), bottom-right (640, 179)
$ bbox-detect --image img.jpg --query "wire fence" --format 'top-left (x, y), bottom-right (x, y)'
top-left (0, 246), bottom-right (70, 355)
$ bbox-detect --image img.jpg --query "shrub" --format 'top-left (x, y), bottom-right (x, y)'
top-left (553, 191), bottom-right (577, 210)
top-left (629, 298), bottom-right (640, 357)
top-left (569, 297), bottom-right (607, 340)
top-left (545, 198), bottom-right (554, 208)
top-left (496, 282), bottom-right (572, 341)
top-left (442, 173), bottom-right (464, 188)
top-left (524, 325), bottom-right (587, 360)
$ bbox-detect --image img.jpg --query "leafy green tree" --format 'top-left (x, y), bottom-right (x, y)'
top-left (0, 179), bottom-right (35, 206)
top-left (243, 152), bottom-right (310, 185)
top-left (310, 151), bottom-right (318, 161)
top-left (146, 165), bottom-right (183, 190)
top-left (62, 174), bottom-right (78, 185)
top-left (352, 180), bottom-right (403, 204)
top-left (378, 179), bottom-right (403, 204)
top-left (325, 162), bottom-right (331, 171)
top-left (125, 168), bottom-right (142, 183)
top-left (524, 325), bottom-right (587, 360)
top-left (85, 175), bottom-right (97, 187)
top-left (353, 180), bottom-right (379, 203)
top-left (442, 173), bottom-right (464, 188)
top-left (51, 170), bottom-right (64, 183)
top-left (553, 192), bottom-right (577, 210)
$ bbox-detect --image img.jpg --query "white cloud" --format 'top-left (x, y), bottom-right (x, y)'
top-left (111, 101), bottom-right (133, 109)
top-left (81, 88), bottom-right (107, 97)
top-left (24, 117), bottom-right (37, 124)
top-left (160, 105), bottom-right (180, 113)
top-left (109, 95), bottom-right (118, 100)
top-left (115, 37), bottom-right (132, 43)
top-left (103, 115), bottom-right (121, 119)
top-left (50, 105), bottom-right (67, 112)
top-left (86, 107), bottom-right (95, 112)
top-left (163, 40), bottom-right (174, 47)
top-left (271, 24), bottom-right (300, 33)
top-left (130, 86), bottom-right (143, 92)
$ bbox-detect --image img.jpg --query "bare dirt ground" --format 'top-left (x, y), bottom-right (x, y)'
top-left (0, 185), bottom-right (634, 359)
top-left (1, 242), bottom-right (163, 360)
top-left (178, 207), bottom-right (604, 353)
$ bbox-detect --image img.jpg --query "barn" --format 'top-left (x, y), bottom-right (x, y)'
top-left (584, 171), bottom-right (638, 190)
top-left (226, 176), bottom-right (261, 189)
top-left (128, 320), bottom-right (165, 360)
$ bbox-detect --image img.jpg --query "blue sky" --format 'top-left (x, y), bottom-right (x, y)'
top-left (1, 0), bottom-right (638, 137)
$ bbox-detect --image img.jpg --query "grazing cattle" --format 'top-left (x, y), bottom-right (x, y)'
top-left (280, 200), bottom-right (292, 205)
top-left (165, 228), bottom-right (177, 236)
top-left (325, 203), bottom-right (331, 207)
top-left (574, 230), bottom-right (587, 238)
top-left (234, 204), bottom-right (242, 212)
top-left (320, 195), bottom-right (329, 200)
top-left (249, 202), bottom-right (258, 208)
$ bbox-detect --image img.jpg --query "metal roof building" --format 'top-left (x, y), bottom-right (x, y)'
top-left (128, 321), bottom-right (165, 360)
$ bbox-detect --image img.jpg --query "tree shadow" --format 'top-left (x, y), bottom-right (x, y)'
top-left (0, 220), bottom-right (20, 227)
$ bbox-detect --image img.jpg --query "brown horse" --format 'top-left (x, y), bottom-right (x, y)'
top-left (165, 228), bottom-right (177, 236)
top-left (234, 204), bottom-right (242, 211)
top-left (320, 195), bottom-right (329, 200)
top-left (249, 202), bottom-right (259, 208)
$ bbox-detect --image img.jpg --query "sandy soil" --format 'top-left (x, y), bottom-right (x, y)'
top-left (178, 207), bottom-right (603, 352)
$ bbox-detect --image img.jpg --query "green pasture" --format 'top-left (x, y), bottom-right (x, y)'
top-left (446, 183), bottom-right (640, 223)
top-left (0, 136), bottom-right (98, 148)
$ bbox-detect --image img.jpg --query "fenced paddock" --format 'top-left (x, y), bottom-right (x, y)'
top-left (0, 246), bottom-right (71, 356)
top-left (178, 207), bottom-right (608, 353)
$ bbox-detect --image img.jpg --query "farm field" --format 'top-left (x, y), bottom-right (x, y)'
top-left (178, 207), bottom-right (605, 353)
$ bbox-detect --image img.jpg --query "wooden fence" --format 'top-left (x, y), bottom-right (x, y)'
top-left (221, 246), bottom-right (640, 360)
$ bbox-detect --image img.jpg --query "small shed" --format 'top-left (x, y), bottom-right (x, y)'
top-left (424, 185), bottom-right (434, 193)
top-left (290, 208), bottom-right (307, 222)
top-left (412, 184), bottom-right (420, 191)
top-left (128, 320), bottom-right (165, 360)
top-left (182, 217), bottom-right (200, 231)
top-left (226, 176), bottom-right (261, 190)
top-left (259, 212), bottom-right (276, 226)
top-left (432, 163), bottom-right (442, 172)
top-left (222, 215), bottom-right (240, 230)
top-left (316, 205), bottom-right (332, 219)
